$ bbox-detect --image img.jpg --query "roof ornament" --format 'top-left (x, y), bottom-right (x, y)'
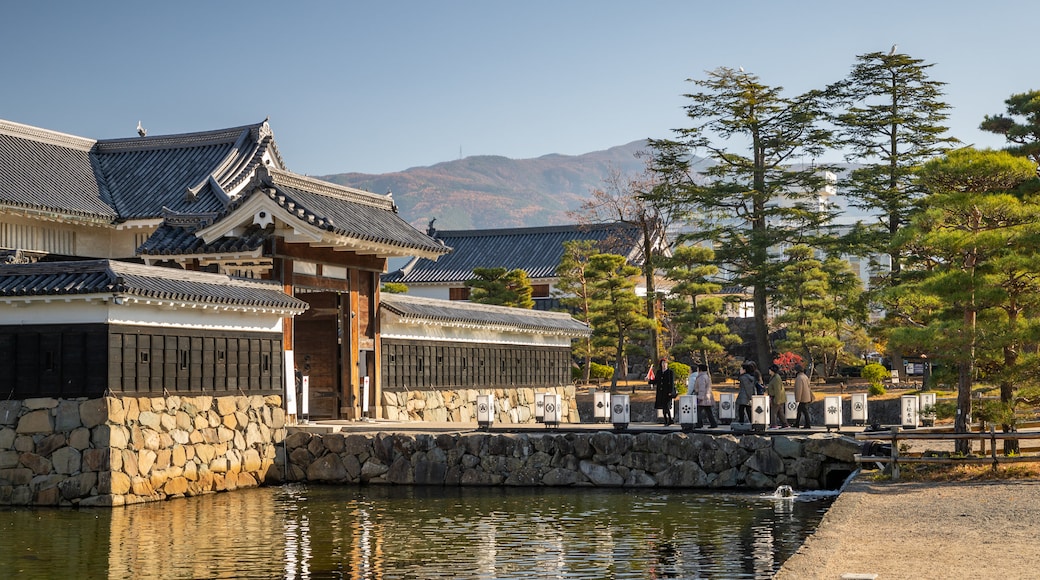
top-left (427, 218), bottom-right (437, 237)
top-left (136, 121), bottom-right (147, 137)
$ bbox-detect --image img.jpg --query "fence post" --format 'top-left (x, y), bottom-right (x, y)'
top-left (890, 426), bottom-right (900, 481)
top-left (990, 426), bottom-right (998, 472)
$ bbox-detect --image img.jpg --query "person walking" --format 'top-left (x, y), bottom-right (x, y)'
top-left (766, 363), bottom-right (789, 428)
top-left (736, 362), bottom-right (758, 424)
top-left (690, 363), bottom-right (718, 428)
top-left (649, 357), bottom-right (676, 425)
top-left (794, 364), bottom-right (813, 428)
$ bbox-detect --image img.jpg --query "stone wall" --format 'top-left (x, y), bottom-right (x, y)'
top-left (381, 385), bottom-right (577, 424)
top-left (270, 429), bottom-right (861, 491)
top-left (0, 395), bottom-right (285, 507)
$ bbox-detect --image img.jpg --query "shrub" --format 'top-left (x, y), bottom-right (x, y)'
top-left (868, 382), bottom-right (887, 397)
top-left (669, 361), bottom-right (691, 394)
top-left (862, 363), bottom-right (889, 397)
top-left (572, 362), bottom-right (616, 382)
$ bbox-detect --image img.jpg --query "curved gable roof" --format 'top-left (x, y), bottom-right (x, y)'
top-left (92, 122), bottom-right (281, 219)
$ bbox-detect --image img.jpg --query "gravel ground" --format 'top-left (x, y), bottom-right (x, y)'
top-left (774, 476), bottom-right (1040, 579)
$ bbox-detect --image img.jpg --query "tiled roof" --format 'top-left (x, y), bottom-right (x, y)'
top-left (92, 122), bottom-right (277, 219)
top-left (0, 259), bottom-right (308, 312)
top-left (0, 118), bottom-right (280, 222)
top-left (138, 167), bottom-right (450, 259)
top-left (0, 120), bottom-right (117, 220)
top-left (381, 293), bottom-right (590, 336)
top-left (383, 222), bottom-right (643, 284)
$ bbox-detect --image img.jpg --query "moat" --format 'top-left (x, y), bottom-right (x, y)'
top-left (0, 484), bottom-right (835, 579)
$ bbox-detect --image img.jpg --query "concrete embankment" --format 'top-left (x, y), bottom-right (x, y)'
top-left (268, 428), bottom-right (861, 490)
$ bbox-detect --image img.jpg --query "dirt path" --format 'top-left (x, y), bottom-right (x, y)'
top-left (775, 477), bottom-right (1040, 579)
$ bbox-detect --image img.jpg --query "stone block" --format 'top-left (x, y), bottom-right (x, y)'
top-left (579, 460), bottom-right (623, 486)
top-left (172, 445), bottom-right (186, 468)
top-left (160, 413), bottom-right (176, 432)
top-left (23, 398), bottom-right (59, 411)
top-left (59, 472), bottom-right (97, 500)
top-left (68, 427), bottom-right (91, 450)
top-left (82, 448), bottom-right (111, 472)
top-left (16, 410), bottom-right (53, 434)
top-left (36, 433), bottom-right (66, 457)
top-left (106, 398), bottom-right (126, 425)
top-left (14, 435), bottom-right (34, 453)
top-left (20, 452), bottom-right (51, 475)
top-left (216, 396), bottom-right (238, 416)
top-left (0, 449), bottom-right (19, 469)
top-left (0, 401), bottom-right (21, 427)
top-left (222, 413), bottom-right (238, 430)
top-left (99, 471), bottom-right (132, 495)
top-left (137, 411), bottom-right (161, 431)
top-left (52, 447), bottom-right (81, 475)
top-left (0, 427), bottom-right (14, 449)
top-left (79, 398), bottom-right (108, 429)
top-left (121, 449), bottom-right (139, 478)
top-left (55, 400), bottom-right (83, 432)
top-left (164, 476), bottom-right (188, 496)
top-left (131, 477), bottom-right (155, 497)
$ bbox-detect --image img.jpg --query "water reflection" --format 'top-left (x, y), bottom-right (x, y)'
top-left (0, 485), bottom-right (832, 579)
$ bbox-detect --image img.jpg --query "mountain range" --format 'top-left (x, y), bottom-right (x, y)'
top-left (317, 140), bottom-right (653, 231)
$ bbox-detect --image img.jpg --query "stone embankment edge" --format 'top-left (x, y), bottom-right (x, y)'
top-left (270, 429), bottom-right (861, 490)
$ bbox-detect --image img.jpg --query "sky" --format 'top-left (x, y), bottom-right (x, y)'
top-left (3, 1), bottom-right (1035, 176)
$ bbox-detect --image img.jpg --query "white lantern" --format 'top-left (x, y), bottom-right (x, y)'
top-left (477, 394), bottom-right (494, 430)
top-left (920, 392), bottom-right (936, 426)
top-left (677, 395), bottom-right (697, 431)
top-left (851, 392), bottom-right (868, 425)
top-left (824, 395), bottom-right (843, 431)
top-left (593, 391), bottom-right (610, 423)
top-left (543, 393), bottom-right (561, 427)
top-left (751, 395), bottom-right (770, 431)
top-left (718, 393), bottom-right (736, 423)
top-left (610, 394), bottom-right (630, 430)
top-left (785, 392), bottom-right (798, 421)
top-left (901, 395), bottom-right (919, 429)
top-left (534, 392), bottom-right (545, 423)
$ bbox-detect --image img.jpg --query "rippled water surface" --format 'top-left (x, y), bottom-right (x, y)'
top-left (0, 485), bottom-right (834, 579)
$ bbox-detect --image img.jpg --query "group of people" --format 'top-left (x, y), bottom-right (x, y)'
top-left (649, 357), bottom-right (813, 429)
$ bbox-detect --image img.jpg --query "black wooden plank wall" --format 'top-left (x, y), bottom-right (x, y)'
top-left (0, 324), bottom-right (283, 398)
top-left (381, 338), bottom-right (570, 390)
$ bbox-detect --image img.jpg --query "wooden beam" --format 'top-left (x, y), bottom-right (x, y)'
top-left (274, 239), bottom-right (387, 272)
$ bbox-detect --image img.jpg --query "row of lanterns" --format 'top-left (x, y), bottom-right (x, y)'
top-left (477, 390), bottom-right (938, 432)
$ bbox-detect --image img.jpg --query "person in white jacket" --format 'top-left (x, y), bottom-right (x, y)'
top-left (690, 363), bottom-right (717, 428)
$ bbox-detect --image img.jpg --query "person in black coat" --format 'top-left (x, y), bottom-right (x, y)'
top-left (649, 357), bottom-right (676, 425)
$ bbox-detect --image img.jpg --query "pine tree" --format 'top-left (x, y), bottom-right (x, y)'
top-left (662, 244), bottom-right (740, 370)
top-left (648, 66), bottom-right (836, 373)
top-left (890, 148), bottom-right (1037, 451)
top-left (826, 48), bottom-right (958, 379)
top-left (586, 253), bottom-right (653, 390)
top-left (466, 267), bottom-right (534, 309)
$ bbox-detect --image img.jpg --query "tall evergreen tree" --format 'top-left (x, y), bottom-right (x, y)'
top-left (648, 67), bottom-right (836, 372)
top-left (826, 48), bottom-right (957, 379)
top-left (586, 253), bottom-right (653, 390)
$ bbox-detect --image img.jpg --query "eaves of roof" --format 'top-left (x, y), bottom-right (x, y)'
top-left (0, 259), bottom-right (308, 313)
top-left (381, 293), bottom-right (590, 337)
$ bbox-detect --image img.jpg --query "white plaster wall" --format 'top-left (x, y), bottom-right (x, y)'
top-left (0, 298), bottom-right (284, 333)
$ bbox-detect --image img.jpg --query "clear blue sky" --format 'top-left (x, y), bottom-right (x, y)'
top-left (3, 1), bottom-right (1034, 175)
